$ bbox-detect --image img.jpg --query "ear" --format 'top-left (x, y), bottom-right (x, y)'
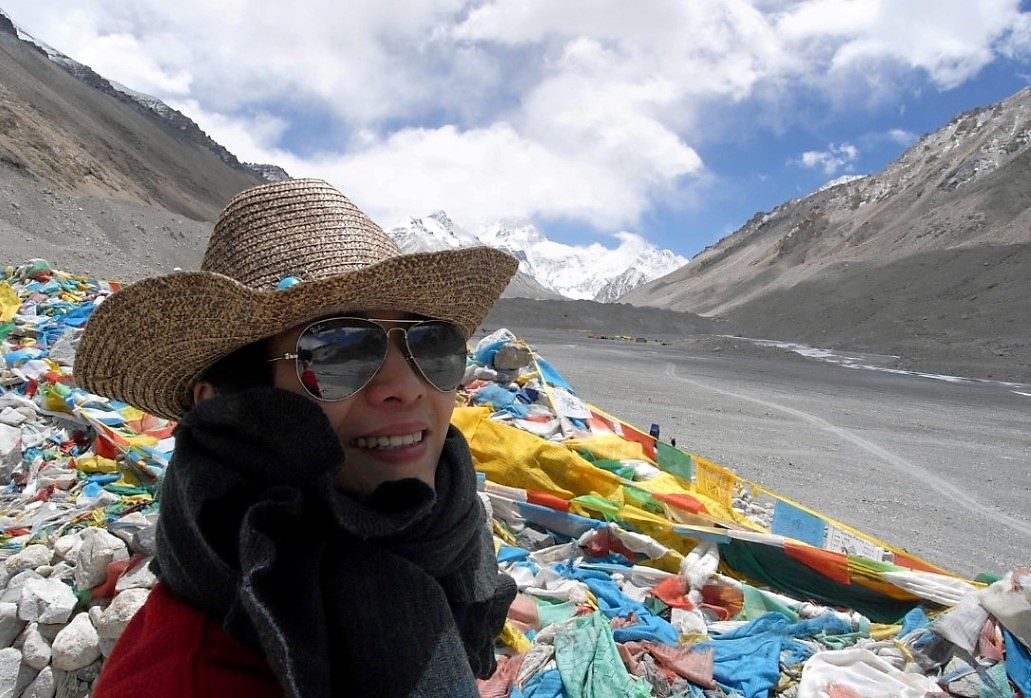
top-left (192, 381), bottom-right (216, 405)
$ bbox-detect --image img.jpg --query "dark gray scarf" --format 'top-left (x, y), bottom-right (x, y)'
top-left (152, 387), bottom-right (516, 697)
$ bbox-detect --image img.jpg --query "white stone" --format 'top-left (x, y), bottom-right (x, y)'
top-left (51, 534), bottom-right (81, 563)
top-left (21, 666), bottom-right (54, 698)
top-left (50, 613), bottom-right (100, 672)
top-left (114, 557), bottom-right (157, 592)
top-left (45, 562), bottom-right (74, 584)
top-left (50, 535), bottom-right (80, 563)
top-left (94, 588), bottom-right (149, 640)
top-left (4, 545), bottom-right (53, 573)
top-left (51, 657), bottom-right (102, 696)
top-left (17, 577), bottom-right (77, 625)
top-left (73, 528), bottom-right (128, 591)
top-left (0, 646), bottom-right (36, 698)
top-left (21, 623), bottom-right (51, 670)
top-left (0, 647), bottom-right (21, 698)
top-left (0, 407), bottom-right (28, 427)
top-left (0, 424), bottom-right (19, 456)
top-left (0, 570), bottom-right (42, 604)
top-left (33, 623), bottom-right (63, 642)
top-left (99, 636), bottom-right (118, 657)
top-left (0, 603), bottom-right (24, 648)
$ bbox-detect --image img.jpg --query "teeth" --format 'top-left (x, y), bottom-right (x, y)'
top-left (353, 431), bottom-right (424, 449)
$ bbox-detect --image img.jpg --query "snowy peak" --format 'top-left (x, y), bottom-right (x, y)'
top-left (387, 211), bottom-right (481, 252)
top-left (387, 214), bottom-right (687, 301)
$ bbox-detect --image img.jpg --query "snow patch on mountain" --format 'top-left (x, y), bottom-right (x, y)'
top-left (388, 214), bottom-right (687, 301)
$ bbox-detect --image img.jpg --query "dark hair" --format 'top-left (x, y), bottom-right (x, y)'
top-left (198, 340), bottom-right (274, 396)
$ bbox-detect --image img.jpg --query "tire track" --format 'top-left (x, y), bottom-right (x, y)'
top-left (664, 363), bottom-right (1031, 538)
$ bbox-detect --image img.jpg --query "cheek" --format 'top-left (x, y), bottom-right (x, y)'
top-left (318, 401), bottom-right (356, 439)
top-left (428, 391), bottom-right (457, 431)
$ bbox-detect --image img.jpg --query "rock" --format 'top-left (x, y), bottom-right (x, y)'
top-left (52, 534), bottom-right (81, 563)
top-left (21, 623), bottom-right (52, 670)
top-left (51, 613), bottom-right (100, 672)
top-left (18, 577), bottom-right (77, 625)
top-left (93, 588), bottom-right (149, 641)
top-left (0, 423), bottom-right (20, 481)
top-left (73, 528), bottom-right (128, 591)
top-left (493, 342), bottom-right (533, 370)
top-left (1, 570), bottom-right (43, 604)
top-left (0, 646), bottom-right (36, 698)
top-left (5, 545), bottom-right (53, 573)
top-left (98, 636), bottom-right (118, 658)
top-left (131, 524), bottom-right (156, 557)
top-left (21, 666), bottom-right (54, 698)
top-left (0, 423), bottom-right (19, 456)
top-left (34, 623), bottom-right (63, 642)
top-left (108, 512), bottom-right (154, 554)
top-left (52, 656), bottom-right (102, 698)
top-left (46, 562), bottom-right (74, 585)
top-left (0, 603), bottom-right (24, 648)
top-left (0, 407), bottom-right (29, 427)
top-left (114, 558), bottom-right (156, 593)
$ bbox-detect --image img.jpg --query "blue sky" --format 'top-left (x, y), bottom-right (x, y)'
top-left (4, 1), bottom-right (1030, 259)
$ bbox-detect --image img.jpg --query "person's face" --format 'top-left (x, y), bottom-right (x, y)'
top-left (266, 311), bottom-right (458, 494)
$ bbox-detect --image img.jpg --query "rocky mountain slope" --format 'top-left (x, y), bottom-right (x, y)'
top-left (0, 13), bottom-right (271, 280)
top-left (626, 88), bottom-right (1031, 382)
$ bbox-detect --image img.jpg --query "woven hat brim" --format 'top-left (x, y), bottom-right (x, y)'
top-left (74, 247), bottom-right (518, 420)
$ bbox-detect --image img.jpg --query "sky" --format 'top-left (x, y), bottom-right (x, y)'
top-left (4, 1), bottom-right (1031, 259)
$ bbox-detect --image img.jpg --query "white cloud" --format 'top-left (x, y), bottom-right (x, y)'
top-left (797, 142), bottom-right (859, 175)
top-left (283, 122), bottom-right (691, 232)
top-left (775, 0), bottom-right (1024, 90)
top-left (887, 128), bottom-right (918, 147)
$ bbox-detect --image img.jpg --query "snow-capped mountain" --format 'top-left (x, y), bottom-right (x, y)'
top-left (388, 214), bottom-right (687, 302)
top-left (389, 212), bottom-right (482, 252)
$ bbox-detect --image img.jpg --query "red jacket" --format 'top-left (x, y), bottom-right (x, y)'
top-left (93, 583), bottom-right (282, 697)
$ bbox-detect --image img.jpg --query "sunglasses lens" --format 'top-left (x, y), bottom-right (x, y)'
top-left (297, 319), bottom-right (387, 400)
top-left (405, 321), bottom-right (468, 391)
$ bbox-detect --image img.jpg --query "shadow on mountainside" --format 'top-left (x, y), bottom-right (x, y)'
top-left (483, 297), bottom-right (725, 340)
top-left (718, 244), bottom-right (1031, 383)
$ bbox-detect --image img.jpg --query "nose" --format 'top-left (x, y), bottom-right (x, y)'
top-left (360, 329), bottom-right (427, 404)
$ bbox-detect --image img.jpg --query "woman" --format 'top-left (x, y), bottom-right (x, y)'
top-left (75, 178), bottom-right (520, 697)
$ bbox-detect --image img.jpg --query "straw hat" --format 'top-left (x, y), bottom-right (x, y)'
top-left (74, 178), bottom-right (519, 420)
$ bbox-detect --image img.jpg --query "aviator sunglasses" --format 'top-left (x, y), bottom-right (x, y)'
top-left (267, 317), bottom-right (468, 401)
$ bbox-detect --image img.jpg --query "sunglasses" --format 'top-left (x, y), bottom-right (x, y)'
top-left (267, 317), bottom-right (468, 401)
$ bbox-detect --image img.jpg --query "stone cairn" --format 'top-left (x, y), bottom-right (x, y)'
top-left (1, 260), bottom-right (163, 697)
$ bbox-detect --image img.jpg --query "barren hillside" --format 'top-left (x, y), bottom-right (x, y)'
top-left (0, 16), bottom-right (269, 279)
top-left (626, 88), bottom-right (1031, 382)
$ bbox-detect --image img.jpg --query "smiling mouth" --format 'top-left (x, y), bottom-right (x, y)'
top-left (352, 431), bottom-right (425, 450)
